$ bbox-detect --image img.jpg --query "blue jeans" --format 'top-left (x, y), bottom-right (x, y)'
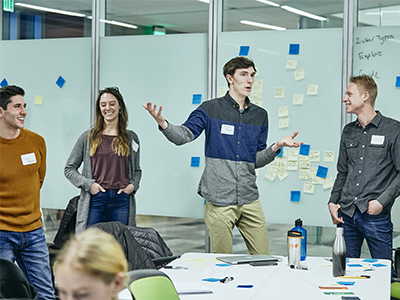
top-left (0, 227), bottom-right (55, 300)
top-left (338, 209), bottom-right (393, 260)
top-left (86, 189), bottom-right (130, 228)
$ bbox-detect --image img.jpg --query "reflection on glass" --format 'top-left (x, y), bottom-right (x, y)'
top-left (2, 0), bottom-right (210, 40)
top-left (223, 0), bottom-right (344, 32)
top-left (103, 0), bottom-right (209, 36)
top-left (2, 1), bottom-right (92, 40)
top-left (357, 2), bottom-right (400, 27)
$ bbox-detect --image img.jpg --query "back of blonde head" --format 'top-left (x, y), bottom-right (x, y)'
top-left (54, 228), bottom-right (128, 286)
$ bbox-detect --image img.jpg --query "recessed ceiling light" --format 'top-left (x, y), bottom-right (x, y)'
top-left (281, 5), bottom-right (327, 21)
top-left (15, 3), bottom-right (86, 17)
top-left (255, 0), bottom-right (280, 7)
top-left (241, 20), bottom-right (286, 31)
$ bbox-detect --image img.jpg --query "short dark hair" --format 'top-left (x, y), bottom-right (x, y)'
top-left (223, 57), bottom-right (257, 87)
top-left (0, 85), bottom-right (25, 110)
top-left (349, 75), bottom-right (378, 107)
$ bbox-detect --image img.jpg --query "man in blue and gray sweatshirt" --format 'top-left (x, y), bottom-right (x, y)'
top-left (144, 56), bottom-right (302, 254)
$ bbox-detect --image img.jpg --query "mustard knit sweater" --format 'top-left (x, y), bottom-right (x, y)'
top-left (0, 129), bottom-right (46, 231)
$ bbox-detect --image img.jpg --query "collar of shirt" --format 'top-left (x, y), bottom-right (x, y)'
top-left (355, 110), bottom-right (382, 129)
top-left (224, 92), bottom-right (252, 111)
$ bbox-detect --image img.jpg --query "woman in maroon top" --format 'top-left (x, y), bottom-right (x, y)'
top-left (65, 87), bottom-right (142, 230)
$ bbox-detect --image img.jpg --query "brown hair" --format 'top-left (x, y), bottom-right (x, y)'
top-left (349, 75), bottom-right (378, 107)
top-left (223, 57), bottom-right (257, 87)
top-left (89, 87), bottom-right (130, 156)
top-left (0, 85), bottom-right (25, 110)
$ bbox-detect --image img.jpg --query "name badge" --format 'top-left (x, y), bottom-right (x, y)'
top-left (21, 153), bottom-right (37, 166)
top-left (221, 124), bottom-right (234, 135)
top-left (371, 135), bottom-right (385, 145)
top-left (131, 140), bottom-right (139, 152)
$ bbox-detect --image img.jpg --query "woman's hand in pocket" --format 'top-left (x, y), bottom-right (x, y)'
top-left (90, 182), bottom-right (106, 195)
top-left (118, 184), bottom-right (135, 195)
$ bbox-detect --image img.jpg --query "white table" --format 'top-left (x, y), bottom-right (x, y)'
top-left (161, 252), bottom-right (391, 300)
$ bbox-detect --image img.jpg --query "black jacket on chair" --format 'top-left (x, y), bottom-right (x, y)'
top-left (0, 258), bottom-right (39, 300)
top-left (92, 222), bottom-right (156, 271)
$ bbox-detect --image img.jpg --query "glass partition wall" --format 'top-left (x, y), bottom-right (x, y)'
top-left (1, 1), bottom-right (399, 240)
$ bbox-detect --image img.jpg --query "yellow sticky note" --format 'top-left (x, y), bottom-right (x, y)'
top-left (293, 94), bottom-right (304, 105)
top-left (278, 106), bottom-right (289, 117)
top-left (324, 151), bottom-right (335, 162)
top-left (294, 69), bottom-right (305, 81)
top-left (218, 86), bottom-right (229, 97)
top-left (279, 117), bottom-right (289, 128)
top-left (286, 60), bottom-right (298, 69)
top-left (34, 95), bottom-right (43, 106)
top-left (275, 87), bottom-right (285, 98)
top-left (303, 182), bottom-right (315, 194)
top-left (307, 84), bottom-right (318, 95)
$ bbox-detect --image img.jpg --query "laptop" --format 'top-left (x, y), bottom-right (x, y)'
top-left (216, 254), bottom-right (282, 265)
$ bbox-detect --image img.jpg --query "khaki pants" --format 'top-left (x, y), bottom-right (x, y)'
top-left (204, 199), bottom-right (270, 255)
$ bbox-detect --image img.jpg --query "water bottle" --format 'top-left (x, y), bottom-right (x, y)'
top-left (291, 218), bottom-right (307, 261)
top-left (332, 227), bottom-right (346, 277)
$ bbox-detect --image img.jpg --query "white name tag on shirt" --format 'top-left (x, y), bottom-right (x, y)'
top-left (132, 140), bottom-right (139, 152)
top-left (21, 153), bottom-right (37, 166)
top-left (371, 135), bottom-right (385, 145)
top-left (221, 124), bottom-right (234, 135)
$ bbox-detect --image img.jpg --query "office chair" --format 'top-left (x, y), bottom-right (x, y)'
top-left (0, 258), bottom-right (39, 300)
top-left (127, 269), bottom-right (180, 300)
top-left (392, 247), bottom-right (400, 299)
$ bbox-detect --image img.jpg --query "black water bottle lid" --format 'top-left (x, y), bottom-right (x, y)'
top-left (295, 218), bottom-right (303, 226)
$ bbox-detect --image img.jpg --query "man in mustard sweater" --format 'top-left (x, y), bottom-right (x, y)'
top-left (0, 85), bottom-right (55, 300)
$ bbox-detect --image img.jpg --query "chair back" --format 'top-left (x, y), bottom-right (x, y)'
top-left (0, 258), bottom-right (39, 300)
top-left (128, 269), bottom-right (179, 300)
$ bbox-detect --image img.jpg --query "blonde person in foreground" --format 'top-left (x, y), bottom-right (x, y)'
top-left (53, 228), bottom-right (127, 300)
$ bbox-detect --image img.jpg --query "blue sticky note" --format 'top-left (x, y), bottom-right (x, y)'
top-left (337, 281), bottom-right (355, 286)
top-left (396, 76), bottom-right (400, 87)
top-left (363, 258), bottom-right (378, 263)
top-left (192, 94), bottom-right (202, 104)
top-left (239, 46), bottom-right (250, 56)
top-left (372, 263), bottom-right (387, 267)
top-left (216, 263), bottom-right (231, 267)
top-left (347, 264), bottom-right (363, 267)
top-left (316, 166), bottom-right (328, 179)
top-left (202, 278), bottom-right (222, 282)
top-left (1, 78), bottom-right (8, 87)
top-left (290, 191), bottom-right (301, 202)
top-left (56, 76), bottom-right (65, 88)
top-left (299, 144), bottom-right (310, 156)
top-left (289, 44), bottom-right (300, 55)
top-left (276, 149), bottom-right (283, 157)
top-left (191, 157), bottom-right (200, 167)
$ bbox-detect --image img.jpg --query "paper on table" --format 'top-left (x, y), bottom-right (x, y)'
top-left (174, 282), bottom-right (213, 295)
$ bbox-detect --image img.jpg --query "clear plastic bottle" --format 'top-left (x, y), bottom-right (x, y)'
top-left (291, 218), bottom-right (307, 261)
top-left (332, 227), bottom-right (346, 277)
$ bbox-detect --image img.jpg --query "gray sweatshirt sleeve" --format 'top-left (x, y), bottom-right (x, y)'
top-left (160, 122), bottom-right (195, 145)
top-left (255, 144), bottom-right (279, 169)
top-left (64, 132), bottom-right (95, 192)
